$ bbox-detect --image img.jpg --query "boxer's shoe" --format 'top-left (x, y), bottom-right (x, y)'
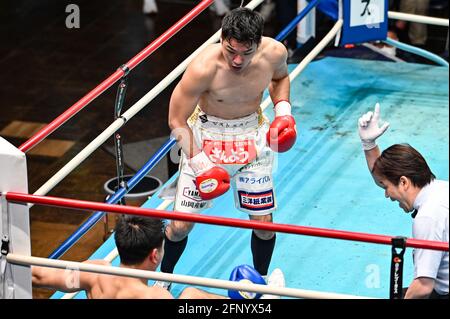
top-left (260, 268), bottom-right (285, 299)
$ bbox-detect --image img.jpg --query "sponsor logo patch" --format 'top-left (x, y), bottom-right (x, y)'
top-left (199, 114), bottom-right (208, 123)
top-left (238, 190), bottom-right (275, 211)
top-left (182, 187), bottom-right (202, 201)
top-left (393, 257), bottom-right (402, 263)
top-left (238, 176), bottom-right (271, 185)
top-left (180, 200), bottom-right (208, 209)
top-left (199, 178), bottom-right (218, 193)
top-left (238, 279), bottom-right (257, 299)
top-left (203, 139), bottom-right (256, 165)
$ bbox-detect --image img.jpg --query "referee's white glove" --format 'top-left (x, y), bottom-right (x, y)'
top-left (358, 103), bottom-right (390, 150)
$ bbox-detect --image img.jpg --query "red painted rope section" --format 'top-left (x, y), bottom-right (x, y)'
top-left (18, 0), bottom-right (214, 153)
top-left (5, 192), bottom-right (448, 252)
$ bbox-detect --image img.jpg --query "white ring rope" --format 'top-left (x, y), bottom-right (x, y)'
top-left (388, 11), bottom-right (449, 27)
top-left (7, 253), bottom-right (374, 299)
top-left (60, 19), bottom-right (344, 299)
top-left (30, 0), bottom-right (266, 203)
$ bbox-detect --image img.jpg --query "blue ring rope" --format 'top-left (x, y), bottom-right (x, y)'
top-left (275, 0), bottom-right (321, 42)
top-left (48, 138), bottom-right (176, 258)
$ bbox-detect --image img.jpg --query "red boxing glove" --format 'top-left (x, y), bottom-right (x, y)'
top-left (188, 151), bottom-right (230, 200)
top-left (267, 100), bottom-right (297, 152)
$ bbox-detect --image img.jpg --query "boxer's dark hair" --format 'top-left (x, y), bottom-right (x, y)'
top-left (115, 215), bottom-right (165, 265)
top-left (221, 8), bottom-right (264, 46)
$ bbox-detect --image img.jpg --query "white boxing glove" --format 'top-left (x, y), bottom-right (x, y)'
top-left (358, 103), bottom-right (390, 150)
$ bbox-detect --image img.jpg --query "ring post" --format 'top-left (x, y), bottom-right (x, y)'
top-left (0, 137), bottom-right (32, 298)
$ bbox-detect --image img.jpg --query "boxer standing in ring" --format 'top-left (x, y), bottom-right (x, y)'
top-left (160, 7), bottom-right (297, 288)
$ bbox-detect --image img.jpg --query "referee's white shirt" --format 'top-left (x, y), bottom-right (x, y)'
top-left (413, 179), bottom-right (449, 295)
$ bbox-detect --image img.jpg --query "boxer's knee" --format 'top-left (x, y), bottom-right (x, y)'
top-left (250, 213), bottom-right (274, 240)
top-left (166, 220), bottom-right (194, 241)
top-left (253, 229), bottom-right (275, 240)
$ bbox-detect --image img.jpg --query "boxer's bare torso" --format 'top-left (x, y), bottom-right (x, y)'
top-left (169, 36), bottom-right (289, 156)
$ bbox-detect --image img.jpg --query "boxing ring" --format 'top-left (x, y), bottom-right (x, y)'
top-left (49, 57), bottom-right (447, 299)
top-left (1, 0), bottom-right (448, 299)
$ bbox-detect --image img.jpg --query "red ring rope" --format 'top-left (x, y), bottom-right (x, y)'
top-left (19, 0), bottom-right (214, 153)
top-left (4, 191), bottom-right (448, 252)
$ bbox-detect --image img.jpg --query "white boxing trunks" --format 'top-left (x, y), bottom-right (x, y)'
top-left (174, 106), bottom-right (276, 216)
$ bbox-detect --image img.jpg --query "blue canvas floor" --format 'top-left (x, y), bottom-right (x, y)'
top-left (52, 57), bottom-right (449, 299)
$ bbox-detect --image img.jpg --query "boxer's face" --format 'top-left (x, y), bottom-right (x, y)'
top-left (221, 38), bottom-right (257, 72)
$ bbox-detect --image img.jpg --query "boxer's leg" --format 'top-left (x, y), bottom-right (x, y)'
top-left (250, 214), bottom-right (276, 276)
top-left (161, 157), bottom-right (211, 275)
top-left (233, 150), bottom-right (276, 276)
